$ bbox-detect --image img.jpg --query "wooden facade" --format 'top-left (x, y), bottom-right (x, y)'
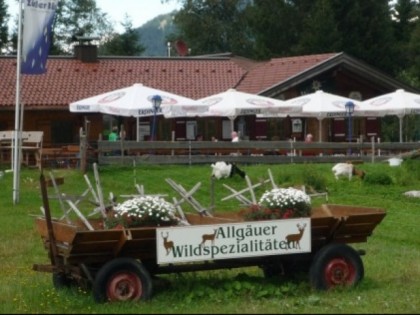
top-left (1, 50), bottom-right (418, 148)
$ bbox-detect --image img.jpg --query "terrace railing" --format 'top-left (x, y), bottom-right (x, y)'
top-left (96, 139), bottom-right (420, 166)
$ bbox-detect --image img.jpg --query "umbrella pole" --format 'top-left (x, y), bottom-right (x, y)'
top-left (399, 116), bottom-right (403, 143)
top-left (136, 117), bottom-right (139, 142)
top-left (318, 119), bottom-right (322, 142)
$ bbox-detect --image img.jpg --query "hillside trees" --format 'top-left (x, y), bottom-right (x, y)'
top-left (294, 0), bottom-right (342, 55)
top-left (173, 0), bottom-right (254, 57)
top-left (0, 0), bottom-right (9, 53)
top-left (392, 0), bottom-right (420, 83)
top-left (172, 0), bottom-right (418, 81)
top-left (248, 0), bottom-right (300, 59)
top-left (99, 16), bottom-right (145, 56)
top-left (328, 0), bottom-right (397, 75)
top-left (51, 0), bottom-right (114, 54)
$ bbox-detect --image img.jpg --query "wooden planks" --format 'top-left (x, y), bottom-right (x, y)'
top-left (311, 204), bottom-right (386, 244)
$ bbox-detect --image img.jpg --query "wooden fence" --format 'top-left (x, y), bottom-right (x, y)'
top-left (97, 139), bottom-right (420, 166)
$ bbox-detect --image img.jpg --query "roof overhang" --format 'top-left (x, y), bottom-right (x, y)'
top-left (260, 52), bottom-right (420, 98)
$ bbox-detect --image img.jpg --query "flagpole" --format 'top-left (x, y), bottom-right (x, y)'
top-left (13, 0), bottom-right (24, 205)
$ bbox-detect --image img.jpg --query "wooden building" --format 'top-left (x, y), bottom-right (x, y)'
top-left (0, 45), bottom-right (418, 147)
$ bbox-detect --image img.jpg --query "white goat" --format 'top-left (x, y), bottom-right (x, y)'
top-left (210, 161), bottom-right (246, 180)
top-left (332, 163), bottom-right (365, 180)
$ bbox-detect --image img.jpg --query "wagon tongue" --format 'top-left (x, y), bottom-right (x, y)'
top-left (40, 172), bottom-right (59, 266)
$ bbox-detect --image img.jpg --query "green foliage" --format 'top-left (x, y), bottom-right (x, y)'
top-left (330, 0), bottom-right (398, 75)
top-left (99, 16), bottom-right (145, 56)
top-left (0, 162), bottom-right (419, 313)
top-left (171, 0), bottom-right (403, 75)
top-left (138, 12), bottom-right (178, 57)
top-left (301, 165), bottom-right (328, 192)
top-left (380, 116), bottom-right (401, 142)
top-left (276, 171), bottom-right (294, 186)
top-left (173, 0), bottom-right (255, 57)
top-left (0, 0), bottom-right (9, 52)
top-left (249, 0), bottom-right (301, 59)
top-left (402, 158), bottom-right (420, 177)
top-left (296, 0), bottom-right (342, 55)
top-left (393, 159), bottom-right (420, 186)
top-left (51, 0), bottom-right (114, 54)
top-left (363, 171), bottom-right (393, 185)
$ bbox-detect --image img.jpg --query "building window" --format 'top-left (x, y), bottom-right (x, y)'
top-left (292, 119), bottom-right (302, 133)
top-left (186, 121), bottom-right (197, 140)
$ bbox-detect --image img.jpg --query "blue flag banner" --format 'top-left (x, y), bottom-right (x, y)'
top-left (21, 0), bottom-right (59, 75)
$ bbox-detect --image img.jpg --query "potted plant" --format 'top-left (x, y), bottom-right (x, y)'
top-left (241, 187), bottom-right (312, 221)
top-left (104, 195), bottom-right (180, 229)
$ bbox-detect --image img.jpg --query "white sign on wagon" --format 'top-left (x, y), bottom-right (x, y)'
top-left (156, 218), bottom-right (311, 264)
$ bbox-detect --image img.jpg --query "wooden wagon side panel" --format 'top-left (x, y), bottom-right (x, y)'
top-left (310, 204), bottom-right (386, 244)
top-left (185, 213), bottom-right (241, 225)
top-left (324, 204), bottom-right (386, 218)
top-left (69, 230), bottom-right (126, 254)
top-left (332, 212), bottom-right (386, 243)
top-left (118, 228), bottom-right (157, 259)
top-left (311, 216), bottom-right (341, 248)
top-left (35, 217), bottom-right (78, 244)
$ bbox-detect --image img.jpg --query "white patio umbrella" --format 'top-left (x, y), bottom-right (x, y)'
top-left (197, 88), bottom-right (286, 132)
top-left (161, 102), bottom-right (209, 118)
top-left (69, 83), bottom-right (201, 140)
top-left (256, 99), bottom-right (303, 118)
top-left (284, 90), bottom-right (363, 142)
top-left (69, 83), bottom-right (201, 117)
top-left (361, 89), bottom-right (420, 143)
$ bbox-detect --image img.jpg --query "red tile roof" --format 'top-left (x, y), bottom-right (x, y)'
top-left (0, 52), bottom-right (340, 110)
top-left (236, 53), bottom-right (338, 93)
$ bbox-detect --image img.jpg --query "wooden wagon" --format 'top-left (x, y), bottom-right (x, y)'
top-left (33, 173), bottom-right (386, 303)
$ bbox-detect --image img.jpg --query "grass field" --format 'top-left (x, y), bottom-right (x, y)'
top-left (0, 161), bottom-right (419, 314)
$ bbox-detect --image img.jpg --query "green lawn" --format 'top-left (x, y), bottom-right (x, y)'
top-left (0, 161), bottom-right (419, 314)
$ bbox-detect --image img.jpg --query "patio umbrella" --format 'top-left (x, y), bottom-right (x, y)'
top-left (161, 101), bottom-right (209, 118)
top-left (69, 83), bottom-right (200, 117)
top-left (69, 83), bottom-right (201, 140)
top-left (256, 99), bottom-right (303, 118)
top-left (284, 90), bottom-right (363, 142)
top-left (361, 89), bottom-right (420, 142)
top-left (197, 88), bottom-right (286, 132)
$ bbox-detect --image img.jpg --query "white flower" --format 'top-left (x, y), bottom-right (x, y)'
top-left (111, 195), bottom-right (178, 227)
top-left (257, 187), bottom-right (311, 218)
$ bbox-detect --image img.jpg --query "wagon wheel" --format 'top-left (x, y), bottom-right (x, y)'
top-left (309, 243), bottom-right (364, 290)
top-left (92, 257), bottom-right (153, 303)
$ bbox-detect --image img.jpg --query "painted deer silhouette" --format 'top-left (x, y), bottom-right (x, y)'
top-left (200, 229), bottom-right (217, 246)
top-left (161, 232), bottom-right (174, 255)
top-left (285, 223), bottom-right (307, 249)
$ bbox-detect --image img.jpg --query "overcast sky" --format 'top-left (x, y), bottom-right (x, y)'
top-left (6, 0), bottom-right (182, 33)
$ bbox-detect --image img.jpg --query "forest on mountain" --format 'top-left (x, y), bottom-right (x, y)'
top-left (0, 0), bottom-right (419, 88)
top-left (136, 11), bottom-right (178, 57)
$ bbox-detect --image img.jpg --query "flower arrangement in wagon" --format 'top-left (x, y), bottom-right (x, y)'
top-left (242, 187), bottom-right (312, 221)
top-left (105, 195), bottom-right (180, 229)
